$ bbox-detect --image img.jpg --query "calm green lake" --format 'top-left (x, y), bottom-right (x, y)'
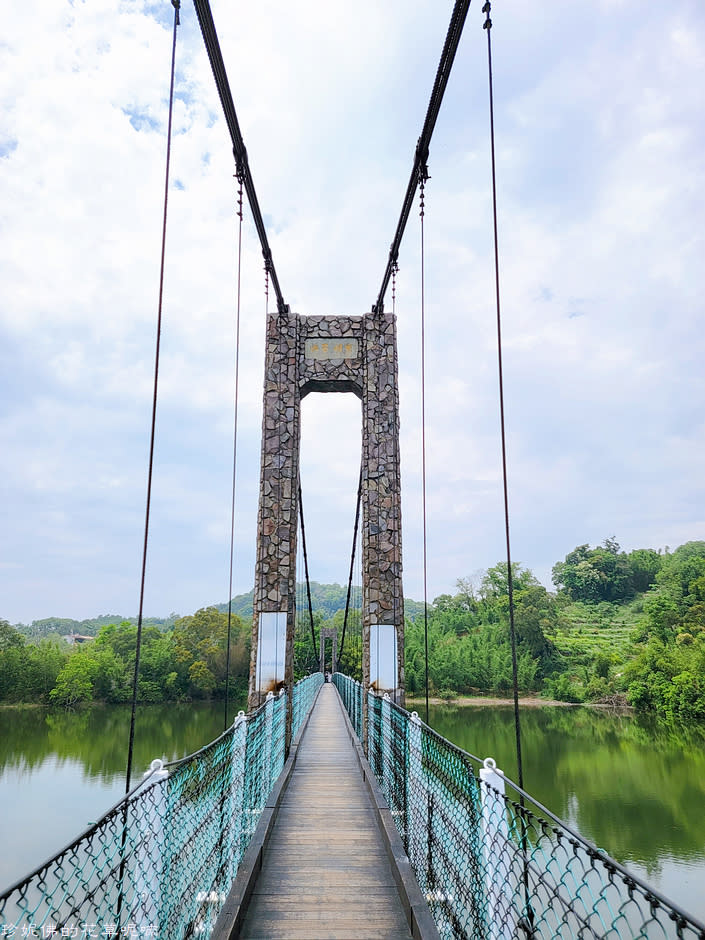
top-left (0, 700), bottom-right (246, 893)
top-left (1, 700), bottom-right (704, 925)
top-left (422, 702), bottom-right (705, 924)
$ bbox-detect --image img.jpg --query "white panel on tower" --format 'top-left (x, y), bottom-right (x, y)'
top-left (370, 623), bottom-right (397, 693)
top-left (257, 612), bottom-right (286, 693)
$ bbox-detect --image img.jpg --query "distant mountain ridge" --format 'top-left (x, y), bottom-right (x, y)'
top-left (14, 613), bottom-right (178, 640)
top-left (215, 582), bottom-right (426, 622)
top-left (14, 584), bottom-right (426, 638)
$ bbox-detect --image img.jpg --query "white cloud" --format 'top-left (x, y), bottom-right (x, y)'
top-left (1, 0), bottom-right (704, 623)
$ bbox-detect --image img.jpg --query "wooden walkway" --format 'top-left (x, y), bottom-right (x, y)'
top-left (239, 683), bottom-right (413, 940)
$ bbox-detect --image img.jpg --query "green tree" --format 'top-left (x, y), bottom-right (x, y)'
top-left (553, 539), bottom-right (635, 603)
top-left (655, 542), bottom-right (705, 609)
top-left (24, 639), bottom-right (69, 701)
top-left (139, 631), bottom-right (180, 702)
top-left (512, 584), bottom-right (558, 671)
top-left (0, 619), bottom-right (25, 652)
top-left (480, 562), bottom-right (539, 601)
top-left (625, 638), bottom-right (705, 723)
top-left (624, 543), bottom-right (705, 722)
top-left (294, 610), bottom-right (325, 680)
top-left (627, 549), bottom-right (663, 593)
top-left (172, 607), bottom-right (248, 699)
top-left (0, 647), bottom-right (27, 701)
top-left (404, 564), bottom-right (550, 696)
top-left (643, 594), bottom-right (680, 642)
top-left (50, 651), bottom-right (99, 708)
top-left (330, 608), bottom-right (362, 680)
top-left (188, 659), bottom-right (217, 695)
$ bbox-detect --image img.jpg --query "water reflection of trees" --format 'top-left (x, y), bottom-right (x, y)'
top-left (428, 704), bottom-right (705, 868)
top-left (0, 701), bottom-right (246, 780)
top-left (3, 700), bottom-right (703, 873)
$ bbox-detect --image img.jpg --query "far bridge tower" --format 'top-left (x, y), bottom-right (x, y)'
top-left (248, 310), bottom-right (404, 737)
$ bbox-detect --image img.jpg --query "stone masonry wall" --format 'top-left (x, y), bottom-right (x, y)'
top-left (249, 310), bottom-right (403, 714)
top-left (361, 312), bottom-right (404, 700)
top-left (248, 311), bottom-right (300, 712)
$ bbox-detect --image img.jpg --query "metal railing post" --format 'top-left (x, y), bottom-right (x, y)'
top-left (263, 690), bottom-right (274, 794)
top-left (381, 693), bottom-right (393, 804)
top-left (133, 758), bottom-right (169, 935)
top-left (275, 688), bottom-right (287, 778)
top-left (407, 712), bottom-right (429, 894)
top-left (480, 757), bottom-right (515, 940)
top-left (231, 711), bottom-right (247, 862)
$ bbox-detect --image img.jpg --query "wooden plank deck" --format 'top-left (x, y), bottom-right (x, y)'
top-left (239, 683), bottom-right (413, 940)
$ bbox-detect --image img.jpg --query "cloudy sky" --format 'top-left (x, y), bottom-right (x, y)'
top-left (2, 0), bottom-right (703, 625)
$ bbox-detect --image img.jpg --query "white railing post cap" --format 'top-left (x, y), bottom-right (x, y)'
top-left (144, 757), bottom-right (169, 781)
top-left (480, 756), bottom-right (505, 785)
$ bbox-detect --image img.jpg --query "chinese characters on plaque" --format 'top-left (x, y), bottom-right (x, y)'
top-left (304, 338), bottom-right (359, 360)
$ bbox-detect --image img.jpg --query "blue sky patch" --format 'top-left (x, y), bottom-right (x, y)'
top-left (122, 106), bottom-right (159, 133)
top-left (0, 138), bottom-right (18, 159)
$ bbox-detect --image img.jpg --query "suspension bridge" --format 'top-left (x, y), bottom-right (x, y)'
top-left (2, 1), bottom-right (705, 938)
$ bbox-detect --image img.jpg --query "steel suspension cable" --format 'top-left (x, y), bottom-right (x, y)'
top-left (192, 0), bottom-right (287, 314)
top-left (484, 4), bottom-right (534, 931)
top-left (340, 466), bottom-right (363, 658)
top-left (223, 170), bottom-right (244, 731)
top-left (124, 0), bottom-right (180, 795)
top-left (373, 0), bottom-right (471, 314)
top-left (298, 482), bottom-right (318, 660)
top-left (355, 513), bottom-right (362, 679)
top-left (483, 0), bottom-right (524, 795)
top-left (419, 171), bottom-right (431, 726)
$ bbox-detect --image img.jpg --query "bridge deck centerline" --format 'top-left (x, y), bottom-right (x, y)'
top-left (239, 682), bottom-right (413, 939)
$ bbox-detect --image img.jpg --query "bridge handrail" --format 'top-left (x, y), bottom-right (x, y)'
top-left (332, 672), bottom-right (705, 940)
top-left (405, 700), bottom-right (705, 937)
top-left (0, 672), bottom-right (324, 939)
top-left (0, 768), bottom-right (161, 902)
top-left (162, 691), bottom-right (273, 771)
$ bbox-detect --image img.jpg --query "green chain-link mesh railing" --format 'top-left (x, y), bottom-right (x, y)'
top-left (333, 674), bottom-right (705, 940)
top-left (332, 671), bottom-right (363, 740)
top-left (0, 673), bottom-right (323, 939)
top-left (293, 670), bottom-right (324, 740)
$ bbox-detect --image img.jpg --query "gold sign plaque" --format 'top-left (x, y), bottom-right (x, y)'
top-left (305, 338), bottom-right (359, 360)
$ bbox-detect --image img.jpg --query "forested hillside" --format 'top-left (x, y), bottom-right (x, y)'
top-left (15, 613), bottom-right (178, 641)
top-left (215, 582), bottom-right (425, 623)
top-left (404, 540), bottom-right (705, 724)
top-left (2, 539), bottom-right (704, 724)
top-left (1, 609), bottom-right (249, 707)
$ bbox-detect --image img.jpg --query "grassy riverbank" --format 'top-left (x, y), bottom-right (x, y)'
top-left (406, 694), bottom-right (631, 709)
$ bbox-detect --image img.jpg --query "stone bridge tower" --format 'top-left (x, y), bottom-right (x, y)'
top-left (248, 310), bottom-right (404, 729)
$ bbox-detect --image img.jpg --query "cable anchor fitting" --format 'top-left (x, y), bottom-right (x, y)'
top-left (418, 165), bottom-right (429, 219)
top-left (391, 260), bottom-right (399, 313)
top-left (171, 0), bottom-right (180, 25)
top-left (232, 144), bottom-right (248, 176)
top-left (482, 1), bottom-right (492, 30)
top-left (234, 164), bottom-right (245, 222)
